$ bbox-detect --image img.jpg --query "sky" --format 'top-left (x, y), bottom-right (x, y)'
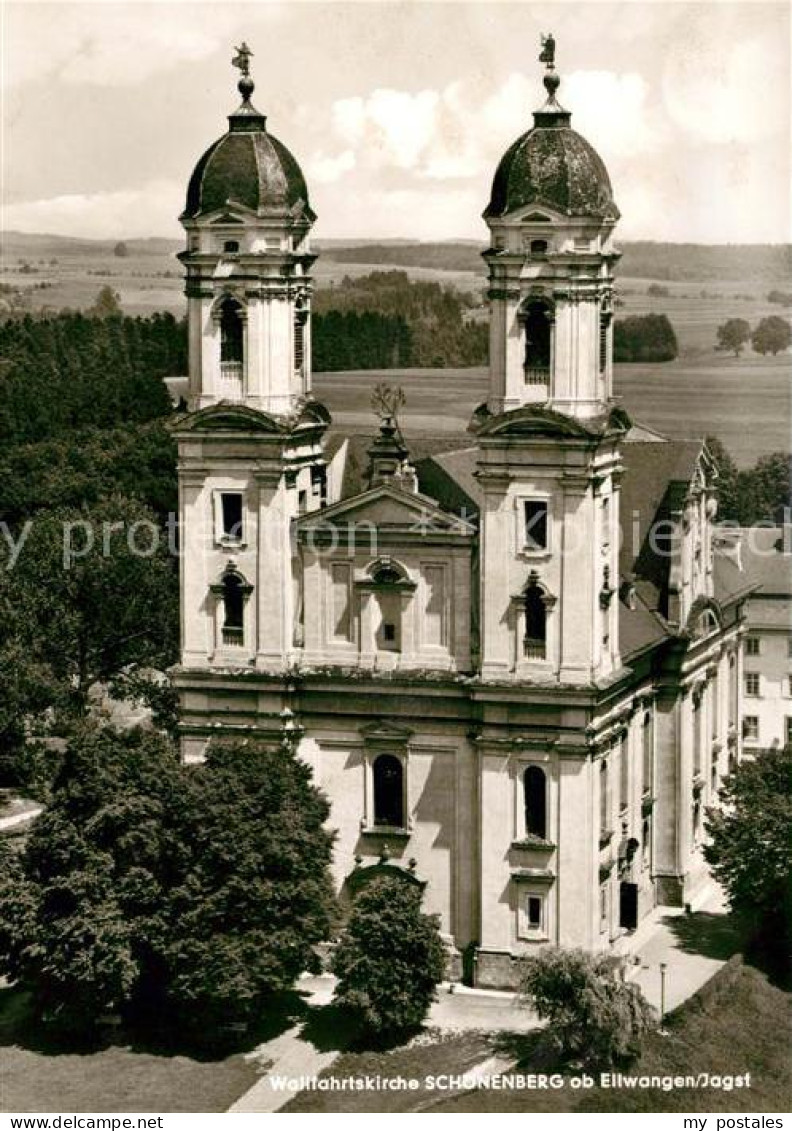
top-left (3, 0), bottom-right (790, 244)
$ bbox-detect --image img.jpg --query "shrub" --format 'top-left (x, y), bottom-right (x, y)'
top-left (331, 875), bottom-right (446, 1042)
top-left (519, 947), bottom-right (657, 1069)
top-left (613, 314), bottom-right (678, 362)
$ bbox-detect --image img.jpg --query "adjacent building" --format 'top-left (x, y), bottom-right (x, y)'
top-left (716, 526), bottom-right (792, 751)
top-left (172, 44), bottom-right (752, 985)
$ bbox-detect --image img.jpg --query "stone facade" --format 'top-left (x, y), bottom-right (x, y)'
top-left (172, 53), bottom-right (752, 986)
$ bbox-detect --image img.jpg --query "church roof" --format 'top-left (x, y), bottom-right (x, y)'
top-left (484, 53), bottom-right (618, 221)
top-left (485, 123), bottom-right (619, 221)
top-left (182, 59), bottom-right (313, 222)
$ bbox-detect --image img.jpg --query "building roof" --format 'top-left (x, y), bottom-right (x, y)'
top-left (183, 91), bottom-right (313, 221)
top-left (725, 526), bottom-right (792, 598)
top-left (485, 121), bottom-right (619, 221)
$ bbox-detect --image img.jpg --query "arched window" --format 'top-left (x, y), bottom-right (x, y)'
top-left (294, 300), bottom-right (308, 375)
top-left (221, 571), bottom-right (246, 645)
top-left (523, 766), bottom-right (547, 840)
top-left (524, 584), bottom-right (547, 659)
top-left (373, 754), bottom-right (404, 827)
top-left (523, 301), bottom-right (552, 384)
top-left (219, 297), bottom-right (244, 365)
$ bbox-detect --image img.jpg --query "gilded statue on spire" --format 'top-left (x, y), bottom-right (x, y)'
top-left (232, 42), bottom-right (253, 77)
top-left (539, 33), bottom-right (556, 67)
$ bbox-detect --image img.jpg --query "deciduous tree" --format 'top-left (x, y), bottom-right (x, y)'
top-left (715, 318), bottom-right (751, 357)
top-left (705, 744), bottom-right (792, 970)
top-left (751, 315), bottom-right (791, 356)
top-left (331, 875), bottom-right (446, 1042)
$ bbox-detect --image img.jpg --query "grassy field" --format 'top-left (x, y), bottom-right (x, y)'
top-left (315, 354), bottom-right (790, 469)
top-left (0, 988), bottom-right (262, 1113)
top-left (2, 232), bottom-right (789, 360)
top-left (283, 959), bottom-right (791, 1114)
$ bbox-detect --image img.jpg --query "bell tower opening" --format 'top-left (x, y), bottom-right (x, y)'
top-left (522, 300), bottom-right (552, 385)
top-left (219, 297), bottom-right (244, 390)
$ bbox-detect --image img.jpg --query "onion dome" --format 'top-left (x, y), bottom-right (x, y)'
top-left (183, 43), bottom-right (314, 222)
top-left (484, 37), bottom-right (619, 221)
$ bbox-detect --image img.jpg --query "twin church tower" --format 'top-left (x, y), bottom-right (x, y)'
top-left (172, 40), bottom-right (742, 980)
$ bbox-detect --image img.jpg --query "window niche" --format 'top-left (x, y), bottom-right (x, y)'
top-left (514, 572), bottom-right (555, 663)
top-left (210, 564), bottom-right (253, 649)
top-left (357, 559), bottom-right (416, 659)
top-left (360, 721), bottom-right (412, 836)
top-left (514, 874), bottom-right (553, 941)
top-left (523, 765), bottom-right (548, 841)
top-left (372, 754), bottom-right (404, 829)
top-left (214, 490), bottom-right (244, 545)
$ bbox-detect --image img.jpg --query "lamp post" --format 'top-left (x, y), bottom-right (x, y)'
top-left (659, 961), bottom-right (668, 1034)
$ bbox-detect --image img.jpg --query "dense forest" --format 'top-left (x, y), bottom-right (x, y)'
top-left (313, 271), bottom-right (489, 369)
top-left (0, 312), bottom-right (180, 447)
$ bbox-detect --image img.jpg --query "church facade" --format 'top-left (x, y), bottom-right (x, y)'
top-left (172, 45), bottom-right (751, 985)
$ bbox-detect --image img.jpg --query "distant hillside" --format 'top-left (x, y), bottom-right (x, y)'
top-left (1, 231), bottom-right (182, 260)
top-left (319, 240), bottom-right (792, 284)
top-left (4, 231), bottom-right (789, 285)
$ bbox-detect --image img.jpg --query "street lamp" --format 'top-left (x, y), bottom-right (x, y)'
top-left (659, 961), bottom-right (668, 1034)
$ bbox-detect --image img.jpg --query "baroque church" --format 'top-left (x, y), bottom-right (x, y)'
top-left (172, 43), bottom-right (751, 985)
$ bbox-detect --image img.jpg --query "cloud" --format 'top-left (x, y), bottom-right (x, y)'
top-left (326, 68), bottom-right (655, 186)
top-left (3, 180), bottom-right (183, 240)
top-left (662, 32), bottom-right (789, 145)
top-left (307, 149), bottom-right (356, 184)
top-left (333, 89), bottom-right (441, 169)
top-left (3, 4), bottom-right (281, 89)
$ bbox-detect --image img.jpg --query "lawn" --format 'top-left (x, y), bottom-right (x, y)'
top-left (0, 987), bottom-right (263, 1113)
top-left (281, 959), bottom-right (791, 1114)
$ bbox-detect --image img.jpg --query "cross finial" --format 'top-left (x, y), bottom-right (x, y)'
top-left (232, 42), bottom-right (253, 78)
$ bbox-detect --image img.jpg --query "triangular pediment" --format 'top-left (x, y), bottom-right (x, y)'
top-left (360, 719), bottom-right (413, 742)
top-left (294, 483), bottom-right (475, 534)
top-left (208, 212), bottom-right (245, 225)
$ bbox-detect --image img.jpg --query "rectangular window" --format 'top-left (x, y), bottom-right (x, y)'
top-left (218, 492), bottom-right (243, 543)
top-left (619, 734), bottom-right (629, 812)
top-left (330, 563), bottom-right (353, 642)
top-left (642, 714), bottom-right (653, 795)
top-left (788, 637), bottom-right (792, 659)
top-left (742, 715), bottom-right (759, 742)
top-left (526, 895), bottom-right (543, 931)
top-left (523, 500), bottom-right (548, 552)
top-left (745, 673), bottom-right (761, 697)
top-left (383, 623), bottom-right (396, 643)
top-left (786, 717), bottom-right (792, 746)
top-left (711, 673), bottom-right (719, 740)
top-left (746, 636), bottom-right (761, 656)
top-left (423, 565), bottom-right (446, 649)
top-left (311, 466), bottom-right (327, 507)
top-left (601, 495), bottom-right (610, 550)
top-left (787, 676), bottom-right (792, 698)
top-left (599, 881), bottom-right (609, 931)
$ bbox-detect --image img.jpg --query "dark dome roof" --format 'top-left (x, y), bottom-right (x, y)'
top-left (485, 110), bottom-right (619, 221)
top-left (183, 106), bottom-right (314, 222)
